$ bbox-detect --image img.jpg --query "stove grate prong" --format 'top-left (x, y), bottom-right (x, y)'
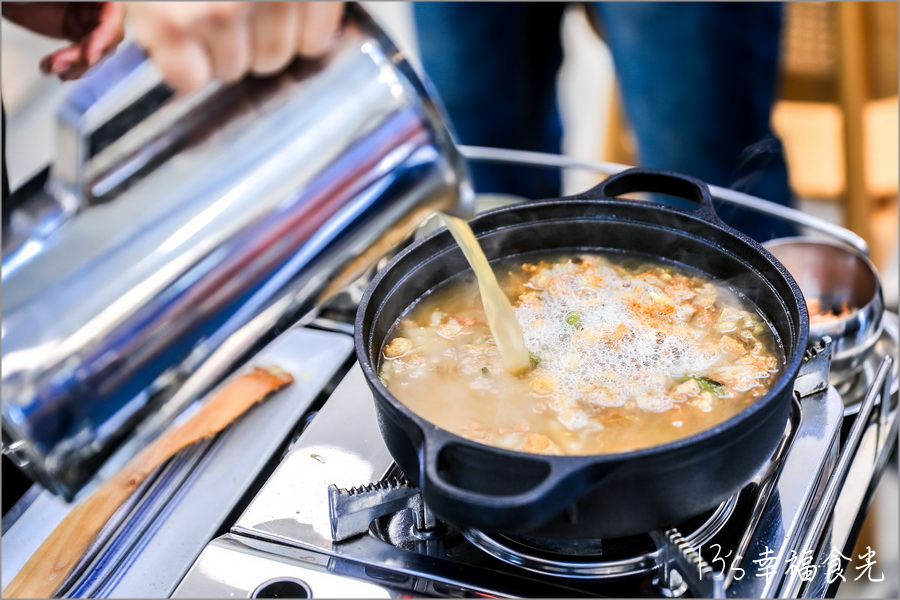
top-left (650, 528), bottom-right (725, 598)
top-left (328, 477), bottom-right (422, 542)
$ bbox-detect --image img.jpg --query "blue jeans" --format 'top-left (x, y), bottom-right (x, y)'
top-left (414, 2), bottom-right (796, 241)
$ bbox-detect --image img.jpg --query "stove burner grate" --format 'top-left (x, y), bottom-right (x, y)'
top-left (462, 493), bottom-right (739, 579)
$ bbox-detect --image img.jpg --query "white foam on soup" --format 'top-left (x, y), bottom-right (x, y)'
top-left (513, 258), bottom-right (721, 415)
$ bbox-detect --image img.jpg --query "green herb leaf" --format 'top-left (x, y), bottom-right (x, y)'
top-left (529, 352), bottom-right (542, 367)
top-left (565, 312), bottom-right (582, 329)
top-left (689, 375), bottom-right (726, 397)
top-left (481, 366), bottom-right (490, 376)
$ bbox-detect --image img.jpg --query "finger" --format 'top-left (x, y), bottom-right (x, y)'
top-left (40, 44), bottom-right (85, 75)
top-left (249, 2), bottom-right (298, 75)
top-left (60, 64), bottom-right (91, 81)
top-left (129, 3), bottom-right (216, 95)
top-left (39, 53), bottom-right (54, 74)
top-left (203, 4), bottom-right (252, 82)
top-left (295, 1), bottom-right (344, 58)
top-left (57, 44), bottom-right (93, 81)
top-left (85, 2), bottom-right (126, 65)
top-left (151, 39), bottom-right (214, 95)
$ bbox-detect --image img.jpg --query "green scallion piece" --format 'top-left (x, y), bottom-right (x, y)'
top-left (690, 375), bottom-right (726, 397)
top-left (565, 312), bottom-right (582, 329)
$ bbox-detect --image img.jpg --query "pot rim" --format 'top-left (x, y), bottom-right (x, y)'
top-left (355, 195), bottom-right (809, 465)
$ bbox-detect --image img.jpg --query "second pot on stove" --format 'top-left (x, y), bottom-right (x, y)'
top-left (356, 169), bottom-right (809, 539)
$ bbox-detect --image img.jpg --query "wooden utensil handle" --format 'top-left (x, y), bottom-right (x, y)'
top-left (3, 471), bottom-right (137, 599)
top-left (3, 366), bottom-right (292, 598)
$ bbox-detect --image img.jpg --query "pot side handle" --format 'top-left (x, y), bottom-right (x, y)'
top-left (574, 168), bottom-right (727, 227)
top-left (421, 435), bottom-right (597, 531)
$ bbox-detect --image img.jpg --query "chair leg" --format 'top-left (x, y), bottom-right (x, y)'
top-left (836, 2), bottom-right (871, 243)
top-left (603, 81), bottom-right (636, 166)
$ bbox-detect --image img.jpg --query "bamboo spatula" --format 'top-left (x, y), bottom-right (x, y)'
top-left (3, 365), bottom-right (294, 599)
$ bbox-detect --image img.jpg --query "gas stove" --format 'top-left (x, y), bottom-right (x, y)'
top-left (2, 150), bottom-right (896, 597)
top-left (3, 311), bottom-right (896, 599)
top-left (169, 315), bottom-right (898, 598)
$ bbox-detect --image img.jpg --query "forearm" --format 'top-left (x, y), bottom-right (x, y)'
top-left (2, 2), bottom-right (70, 39)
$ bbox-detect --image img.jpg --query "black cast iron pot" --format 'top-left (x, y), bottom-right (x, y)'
top-left (355, 168), bottom-right (808, 539)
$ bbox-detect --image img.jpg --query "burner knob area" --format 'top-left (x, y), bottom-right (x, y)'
top-left (252, 578), bottom-right (312, 598)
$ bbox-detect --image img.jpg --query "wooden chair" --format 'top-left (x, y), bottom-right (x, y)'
top-left (601, 3), bottom-right (898, 264)
top-left (778, 1), bottom-right (898, 263)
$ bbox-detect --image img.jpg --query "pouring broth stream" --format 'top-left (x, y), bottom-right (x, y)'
top-left (439, 214), bottom-right (531, 374)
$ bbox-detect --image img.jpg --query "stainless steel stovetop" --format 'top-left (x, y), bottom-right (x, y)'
top-left (170, 315), bottom-right (898, 599)
top-left (3, 312), bottom-right (896, 598)
top-left (3, 152), bottom-right (897, 598)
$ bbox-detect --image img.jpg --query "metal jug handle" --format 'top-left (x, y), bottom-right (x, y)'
top-left (49, 43), bottom-right (221, 206)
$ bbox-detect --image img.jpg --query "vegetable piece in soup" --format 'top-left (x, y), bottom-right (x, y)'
top-left (377, 253), bottom-right (783, 455)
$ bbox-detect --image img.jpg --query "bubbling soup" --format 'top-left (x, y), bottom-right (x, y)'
top-left (377, 252), bottom-right (784, 455)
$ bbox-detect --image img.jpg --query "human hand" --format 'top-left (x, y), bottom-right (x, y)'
top-left (127, 2), bottom-right (346, 95)
top-left (2, 2), bottom-right (126, 81)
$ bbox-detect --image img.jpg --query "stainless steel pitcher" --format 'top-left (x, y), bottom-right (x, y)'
top-left (1, 6), bottom-right (473, 499)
